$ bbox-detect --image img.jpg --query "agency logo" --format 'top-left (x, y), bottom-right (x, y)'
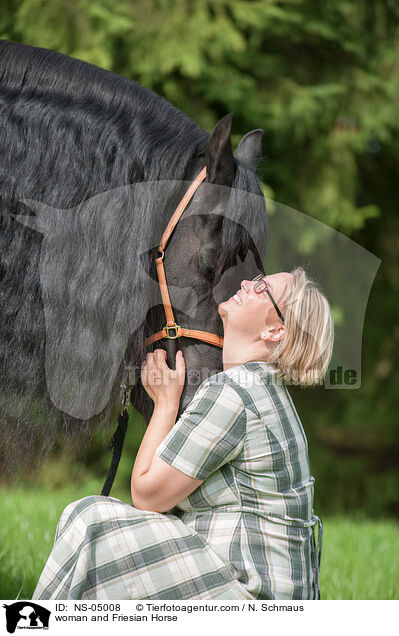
top-left (2, 602), bottom-right (50, 634)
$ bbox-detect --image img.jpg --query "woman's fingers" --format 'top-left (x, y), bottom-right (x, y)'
top-left (142, 351), bottom-right (166, 376)
top-left (140, 349), bottom-right (185, 405)
top-left (154, 349), bottom-right (166, 364)
top-left (148, 349), bottom-right (167, 369)
top-left (175, 350), bottom-right (185, 382)
top-left (144, 349), bottom-right (184, 372)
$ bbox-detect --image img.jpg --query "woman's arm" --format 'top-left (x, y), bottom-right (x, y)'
top-left (132, 401), bottom-right (179, 480)
top-left (131, 349), bottom-right (203, 512)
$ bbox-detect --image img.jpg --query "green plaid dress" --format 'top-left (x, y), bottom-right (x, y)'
top-left (32, 361), bottom-right (322, 601)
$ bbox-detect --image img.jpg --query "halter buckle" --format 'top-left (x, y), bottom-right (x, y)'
top-left (119, 381), bottom-right (131, 414)
top-left (164, 323), bottom-right (180, 339)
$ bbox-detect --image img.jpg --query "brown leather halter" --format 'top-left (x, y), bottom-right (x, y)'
top-left (145, 166), bottom-right (224, 349)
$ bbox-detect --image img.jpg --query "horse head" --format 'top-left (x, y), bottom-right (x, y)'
top-left (133, 113), bottom-right (267, 419)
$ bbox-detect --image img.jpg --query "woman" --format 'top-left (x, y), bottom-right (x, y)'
top-left (32, 266), bottom-right (334, 601)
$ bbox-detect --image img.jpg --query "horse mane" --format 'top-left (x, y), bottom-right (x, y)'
top-left (0, 40), bottom-right (267, 479)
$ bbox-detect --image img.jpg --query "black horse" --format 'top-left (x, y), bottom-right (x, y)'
top-left (0, 40), bottom-right (267, 483)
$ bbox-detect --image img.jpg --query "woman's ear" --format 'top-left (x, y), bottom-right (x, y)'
top-left (261, 326), bottom-right (285, 343)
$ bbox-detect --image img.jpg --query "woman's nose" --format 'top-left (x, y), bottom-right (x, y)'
top-left (241, 280), bottom-right (250, 293)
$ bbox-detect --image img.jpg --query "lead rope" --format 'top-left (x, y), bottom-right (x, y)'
top-left (100, 377), bottom-right (131, 497)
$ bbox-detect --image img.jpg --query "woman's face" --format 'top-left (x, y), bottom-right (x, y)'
top-left (218, 272), bottom-right (293, 340)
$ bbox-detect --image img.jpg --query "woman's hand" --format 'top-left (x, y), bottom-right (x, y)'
top-left (141, 349), bottom-right (185, 409)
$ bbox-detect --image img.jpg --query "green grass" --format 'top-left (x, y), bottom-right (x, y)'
top-left (320, 515), bottom-right (399, 599)
top-left (1, 486), bottom-right (398, 600)
top-left (0, 480), bottom-right (130, 600)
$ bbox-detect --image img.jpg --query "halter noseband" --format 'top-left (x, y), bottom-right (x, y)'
top-left (145, 166), bottom-right (224, 349)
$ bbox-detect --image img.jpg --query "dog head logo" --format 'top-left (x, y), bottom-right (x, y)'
top-left (3, 602), bottom-right (50, 633)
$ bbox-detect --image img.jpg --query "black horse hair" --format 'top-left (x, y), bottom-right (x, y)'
top-left (0, 40), bottom-right (267, 480)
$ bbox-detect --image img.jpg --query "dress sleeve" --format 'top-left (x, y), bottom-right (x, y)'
top-left (155, 378), bottom-right (247, 481)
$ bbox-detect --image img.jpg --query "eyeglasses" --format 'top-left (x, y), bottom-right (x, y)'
top-left (252, 274), bottom-right (285, 323)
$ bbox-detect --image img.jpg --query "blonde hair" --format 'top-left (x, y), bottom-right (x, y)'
top-left (268, 267), bottom-right (334, 386)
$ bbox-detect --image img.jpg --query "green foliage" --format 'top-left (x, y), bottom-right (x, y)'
top-left (0, 0), bottom-right (398, 516)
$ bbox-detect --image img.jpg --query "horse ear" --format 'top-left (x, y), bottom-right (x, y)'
top-left (235, 129), bottom-right (264, 172)
top-left (205, 113), bottom-right (235, 187)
